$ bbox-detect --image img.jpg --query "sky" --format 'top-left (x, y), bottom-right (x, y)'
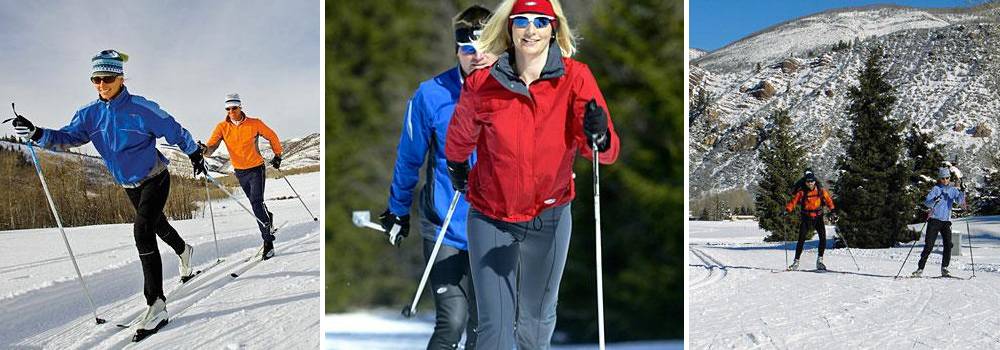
top-left (0, 0), bottom-right (320, 154)
top-left (691, 0), bottom-right (986, 52)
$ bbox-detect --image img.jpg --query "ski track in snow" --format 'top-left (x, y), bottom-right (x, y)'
top-left (689, 218), bottom-right (1000, 349)
top-left (0, 172), bottom-right (322, 349)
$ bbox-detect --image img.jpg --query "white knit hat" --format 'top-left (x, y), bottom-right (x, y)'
top-left (225, 93), bottom-right (242, 108)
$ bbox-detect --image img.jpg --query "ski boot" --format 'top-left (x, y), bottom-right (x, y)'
top-left (816, 256), bottom-right (826, 271)
top-left (941, 267), bottom-right (951, 277)
top-left (788, 259), bottom-right (800, 271)
top-left (179, 244), bottom-right (195, 283)
top-left (911, 269), bottom-right (923, 278)
top-left (133, 298), bottom-right (168, 342)
top-left (262, 240), bottom-right (275, 261)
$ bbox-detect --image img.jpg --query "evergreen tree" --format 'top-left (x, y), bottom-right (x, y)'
top-left (902, 125), bottom-right (943, 230)
top-left (755, 109), bottom-right (805, 242)
top-left (690, 88), bottom-right (712, 121)
top-left (834, 45), bottom-right (909, 248)
top-left (976, 148), bottom-right (1000, 215)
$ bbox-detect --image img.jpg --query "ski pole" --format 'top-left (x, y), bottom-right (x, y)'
top-left (834, 230), bottom-right (861, 271)
top-left (592, 138), bottom-right (606, 350)
top-left (203, 172), bottom-right (270, 229)
top-left (783, 214), bottom-right (790, 268)
top-left (966, 217), bottom-right (976, 279)
top-left (204, 178), bottom-right (220, 261)
top-left (401, 191), bottom-right (461, 318)
top-left (894, 201), bottom-right (939, 279)
top-left (275, 168), bottom-right (318, 221)
top-left (26, 141), bottom-right (106, 325)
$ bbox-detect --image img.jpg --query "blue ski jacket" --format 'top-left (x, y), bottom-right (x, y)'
top-left (38, 86), bottom-right (199, 186)
top-left (388, 67), bottom-right (475, 251)
top-left (925, 184), bottom-right (965, 222)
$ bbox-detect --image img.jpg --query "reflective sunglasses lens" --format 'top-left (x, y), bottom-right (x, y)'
top-left (91, 76), bottom-right (116, 84)
top-left (226, 107), bottom-right (239, 111)
top-left (511, 17), bottom-right (530, 28)
top-left (533, 17), bottom-right (552, 28)
top-left (459, 45), bottom-right (477, 55)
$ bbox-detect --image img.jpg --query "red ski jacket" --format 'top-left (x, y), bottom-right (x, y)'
top-left (445, 46), bottom-right (620, 222)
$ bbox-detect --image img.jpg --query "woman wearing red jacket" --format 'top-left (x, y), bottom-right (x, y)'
top-left (445, 0), bottom-right (619, 347)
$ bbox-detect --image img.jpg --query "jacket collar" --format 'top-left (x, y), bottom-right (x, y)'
top-left (99, 85), bottom-right (131, 109)
top-left (490, 43), bottom-right (565, 97)
top-left (226, 112), bottom-right (248, 125)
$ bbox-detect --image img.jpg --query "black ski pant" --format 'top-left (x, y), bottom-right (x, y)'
top-left (235, 165), bottom-right (274, 242)
top-left (794, 214), bottom-right (826, 260)
top-left (125, 170), bottom-right (187, 306)
top-left (419, 227), bottom-right (477, 350)
top-left (918, 219), bottom-right (953, 270)
top-left (467, 204), bottom-right (571, 350)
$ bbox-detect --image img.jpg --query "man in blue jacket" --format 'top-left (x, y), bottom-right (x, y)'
top-left (10, 49), bottom-right (207, 341)
top-left (378, 5), bottom-right (496, 349)
top-left (912, 167), bottom-right (967, 278)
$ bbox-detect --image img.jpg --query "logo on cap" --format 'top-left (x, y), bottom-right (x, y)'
top-left (526, 1), bottom-right (537, 5)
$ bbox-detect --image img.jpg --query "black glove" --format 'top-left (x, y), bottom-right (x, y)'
top-left (188, 144), bottom-right (207, 176)
top-left (583, 99), bottom-right (610, 152)
top-left (379, 208), bottom-right (410, 246)
top-left (447, 160), bottom-right (470, 194)
top-left (11, 115), bottom-right (41, 141)
top-left (270, 155), bottom-right (282, 169)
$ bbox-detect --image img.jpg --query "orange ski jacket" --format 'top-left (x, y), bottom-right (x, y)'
top-left (206, 114), bottom-right (282, 170)
top-left (786, 187), bottom-right (835, 217)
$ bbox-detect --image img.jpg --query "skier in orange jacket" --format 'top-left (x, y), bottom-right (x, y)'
top-left (785, 170), bottom-right (836, 270)
top-left (204, 93), bottom-right (283, 259)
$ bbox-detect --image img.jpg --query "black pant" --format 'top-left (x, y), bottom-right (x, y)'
top-left (125, 170), bottom-right (187, 305)
top-left (235, 165), bottom-right (274, 242)
top-left (421, 236), bottom-right (477, 350)
top-left (794, 214), bottom-right (826, 260)
top-left (918, 219), bottom-right (953, 270)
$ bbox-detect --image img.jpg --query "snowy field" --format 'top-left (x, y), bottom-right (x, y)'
top-left (0, 171), bottom-right (322, 349)
top-left (689, 217), bottom-right (1000, 349)
top-left (323, 311), bottom-right (682, 349)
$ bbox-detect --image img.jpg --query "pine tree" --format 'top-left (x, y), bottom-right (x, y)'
top-left (902, 125), bottom-right (943, 232)
top-left (755, 109), bottom-right (805, 242)
top-left (834, 45), bottom-right (909, 248)
top-left (976, 148), bottom-right (1000, 215)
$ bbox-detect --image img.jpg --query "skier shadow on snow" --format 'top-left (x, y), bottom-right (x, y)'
top-left (712, 239), bottom-right (829, 252)
top-left (169, 291), bottom-right (320, 327)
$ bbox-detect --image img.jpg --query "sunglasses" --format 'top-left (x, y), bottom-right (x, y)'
top-left (509, 14), bottom-right (554, 29)
top-left (90, 76), bottom-right (118, 84)
top-left (458, 42), bottom-right (477, 55)
top-left (226, 106), bottom-right (241, 111)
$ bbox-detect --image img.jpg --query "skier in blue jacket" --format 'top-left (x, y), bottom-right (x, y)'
top-left (378, 5), bottom-right (496, 349)
top-left (912, 167), bottom-right (967, 278)
top-left (10, 49), bottom-right (207, 341)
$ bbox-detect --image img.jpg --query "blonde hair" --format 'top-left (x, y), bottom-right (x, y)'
top-left (476, 0), bottom-right (577, 57)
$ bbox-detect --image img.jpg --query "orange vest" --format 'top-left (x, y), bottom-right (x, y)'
top-left (786, 187), bottom-right (835, 217)
top-left (206, 115), bottom-right (282, 170)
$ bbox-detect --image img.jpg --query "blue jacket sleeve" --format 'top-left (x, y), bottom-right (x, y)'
top-left (924, 186), bottom-right (942, 208)
top-left (134, 98), bottom-right (199, 154)
top-left (387, 91), bottom-right (431, 216)
top-left (952, 187), bottom-right (966, 206)
top-left (38, 110), bottom-right (92, 151)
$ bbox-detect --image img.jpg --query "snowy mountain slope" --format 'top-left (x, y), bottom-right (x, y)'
top-left (0, 172), bottom-right (322, 349)
top-left (324, 311), bottom-right (681, 349)
top-left (159, 132), bottom-right (320, 175)
top-left (693, 5), bottom-right (994, 71)
top-left (688, 217), bottom-right (1000, 348)
top-left (689, 6), bottom-right (1000, 197)
top-left (689, 48), bottom-right (708, 61)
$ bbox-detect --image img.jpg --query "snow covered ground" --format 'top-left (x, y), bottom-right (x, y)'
top-left (324, 311), bottom-right (681, 349)
top-left (689, 217), bottom-right (1000, 349)
top-left (0, 171), bottom-right (322, 349)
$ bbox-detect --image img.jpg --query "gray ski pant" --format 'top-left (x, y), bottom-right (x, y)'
top-left (467, 203), bottom-right (572, 350)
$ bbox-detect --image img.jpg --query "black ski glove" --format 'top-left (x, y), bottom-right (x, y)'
top-left (11, 114), bottom-right (42, 141)
top-left (270, 155), bottom-right (282, 170)
top-left (379, 208), bottom-right (410, 246)
top-left (447, 160), bottom-right (470, 194)
top-left (188, 144), bottom-right (207, 176)
top-left (583, 99), bottom-right (610, 152)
